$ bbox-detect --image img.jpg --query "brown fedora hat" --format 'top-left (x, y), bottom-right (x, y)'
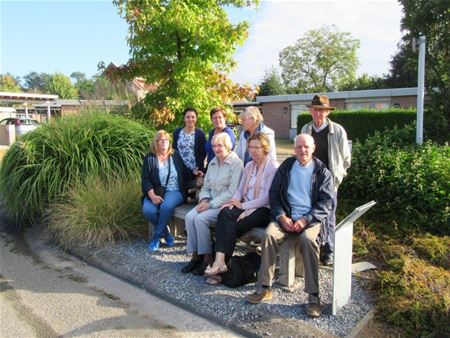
top-left (306, 95), bottom-right (335, 110)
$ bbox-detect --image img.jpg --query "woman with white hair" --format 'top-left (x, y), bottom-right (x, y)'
top-left (182, 133), bottom-right (243, 275)
top-left (236, 106), bottom-right (277, 166)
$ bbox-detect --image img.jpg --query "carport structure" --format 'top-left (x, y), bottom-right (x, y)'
top-left (0, 91), bottom-right (59, 122)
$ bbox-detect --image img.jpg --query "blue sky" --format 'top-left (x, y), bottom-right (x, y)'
top-left (1, 0), bottom-right (403, 86)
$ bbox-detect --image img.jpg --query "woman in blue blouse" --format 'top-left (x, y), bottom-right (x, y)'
top-left (173, 107), bottom-right (207, 180)
top-left (205, 107), bottom-right (236, 165)
top-left (141, 130), bottom-right (187, 252)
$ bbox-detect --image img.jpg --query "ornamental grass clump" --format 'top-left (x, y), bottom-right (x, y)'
top-left (0, 113), bottom-right (154, 225)
top-left (47, 175), bottom-right (146, 248)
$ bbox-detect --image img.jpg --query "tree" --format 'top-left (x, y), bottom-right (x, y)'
top-left (44, 73), bottom-right (78, 99)
top-left (23, 71), bottom-right (51, 93)
top-left (341, 73), bottom-right (389, 91)
top-left (112, 0), bottom-right (258, 129)
top-left (392, 0), bottom-right (449, 121)
top-left (279, 25), bottom-right (360, 93)
top-left (385, 42), bottom-right (418, 88)
top-left (70, 71), bottom-right (88, 83)
top-left (0, 73), bottom-right (22, 92)
top-left (258, 67), bottom-right (286, 96)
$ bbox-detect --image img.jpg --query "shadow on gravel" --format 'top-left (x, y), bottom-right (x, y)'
top-left (64, 235), bottom-right (374, 338)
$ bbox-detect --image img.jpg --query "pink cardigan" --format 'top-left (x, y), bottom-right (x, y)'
top-left (231, 158), bottom-right (279, 210)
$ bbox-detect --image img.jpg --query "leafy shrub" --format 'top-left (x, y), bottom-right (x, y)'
top-left (297, 108), bottom-right (416, 142)
top-left (0, 112), bottom-right (154, 225)
top-left (47, 176), bottom-right (146, 248)
top-left (376, 254), bottom-right (450, 337)
top-left (341, 124), bottom-right (450, 235)
top-left (410, 234), bottom-right (450, 270)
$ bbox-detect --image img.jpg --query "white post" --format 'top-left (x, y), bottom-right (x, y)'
top-left (46, 101), bottom-right (51, 122)
top-left (24, 102), bottom-right (29, 118)
top-left (416, 36), bottom-right (426, 145)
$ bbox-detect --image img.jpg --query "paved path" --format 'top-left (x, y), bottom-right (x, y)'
top-left (0, 218), bottom-right (242, 338)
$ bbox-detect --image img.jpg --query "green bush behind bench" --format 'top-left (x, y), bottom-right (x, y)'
top-left (340, 123), bottom-right (449, 235)
top-left (297, 108), bottom-right (416, 142)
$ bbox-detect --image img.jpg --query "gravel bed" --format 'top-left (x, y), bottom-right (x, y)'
top-left (74, 235), bottom-right (374, 337)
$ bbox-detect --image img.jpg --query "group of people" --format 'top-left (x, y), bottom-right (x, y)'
top-left (141, 95), bottom-right (351, 318)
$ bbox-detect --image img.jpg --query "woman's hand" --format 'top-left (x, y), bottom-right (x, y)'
top-left (196, 199), bottom-right (210, 213)
top-left (149, 190), bottom-right (164, 205)
top-left (192, 169), bottom-right (204, 177)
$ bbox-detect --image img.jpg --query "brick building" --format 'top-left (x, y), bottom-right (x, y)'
top-left (240, 87), bottom-right (419, 139)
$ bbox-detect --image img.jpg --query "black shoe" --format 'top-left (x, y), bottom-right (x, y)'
top-left (181, 258), bottom-right (202, 273)
top-left (192, 261), bottom-right (210, 275)
top-left (321, 252), bottom-right (334, 266)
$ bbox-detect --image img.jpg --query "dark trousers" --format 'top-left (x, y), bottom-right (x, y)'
top-left (215, 207), bottom-right (271, 256)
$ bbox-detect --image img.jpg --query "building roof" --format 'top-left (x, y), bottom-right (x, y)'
top-left (33, 99), bottom-right (129, 108)
top-left (0, 91), bottom-right (58, 103)
top-left (256, 87), bottom-right (419, 103)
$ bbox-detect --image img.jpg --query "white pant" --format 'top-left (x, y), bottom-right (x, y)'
top-left (185, 207), bottom-right (220, 255)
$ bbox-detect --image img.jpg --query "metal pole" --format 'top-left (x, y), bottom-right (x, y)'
top-left (416, 36), bottom-right (426, 145)
top-left (46, 101), bottom-right (51, 122)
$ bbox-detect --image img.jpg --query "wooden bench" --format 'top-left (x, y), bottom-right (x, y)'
top-left (149, 204), bottom-right (318, 288)
top-left (149, 200), bottom-right (376, 315)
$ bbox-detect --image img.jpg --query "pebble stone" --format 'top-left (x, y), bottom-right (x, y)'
top-left (77, 236), bottom-right (374, 337)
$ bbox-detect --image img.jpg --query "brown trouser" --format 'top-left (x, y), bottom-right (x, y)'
top-left (257, 221), bottom-right (321, 294)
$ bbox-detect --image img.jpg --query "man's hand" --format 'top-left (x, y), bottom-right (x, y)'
top-left (292, 217), bottom-right (308, 233)
top-left (279, 214), bottom-right (294, 232)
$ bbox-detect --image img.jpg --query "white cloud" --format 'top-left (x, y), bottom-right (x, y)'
top-left (230, 0), bottom-right (403, 85)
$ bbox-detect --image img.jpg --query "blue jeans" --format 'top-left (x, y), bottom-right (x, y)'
top-left (142, 190), bottom-right (184, 240)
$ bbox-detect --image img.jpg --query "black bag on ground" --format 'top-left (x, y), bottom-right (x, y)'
top-left (221, 252), bottom-right (261, 288)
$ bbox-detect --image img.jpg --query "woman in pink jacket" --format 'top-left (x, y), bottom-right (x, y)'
top-left (204, 132), bottom-right (279, 278)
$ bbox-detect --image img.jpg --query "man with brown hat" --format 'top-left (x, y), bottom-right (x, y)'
top-left (301, 95), bottom-right (351, 266)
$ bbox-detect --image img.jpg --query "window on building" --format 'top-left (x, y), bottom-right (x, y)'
top-left (290, 103), bottom-right (309, 128)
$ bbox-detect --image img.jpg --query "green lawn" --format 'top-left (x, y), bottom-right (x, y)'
top-left (276, 138), bottom-right (294, 155)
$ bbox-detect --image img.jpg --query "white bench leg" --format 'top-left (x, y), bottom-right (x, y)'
top-left (278, 238), bottom-right (296, 288)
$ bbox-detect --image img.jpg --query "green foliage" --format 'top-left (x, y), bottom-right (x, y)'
top-left (394, 0), bottom-right (450, 119)
top-left (0, 113), bottom-right (154, 225)
top-left (0, 73), bottom-right (22, 92)
top-left (44, 72), bottom-right (78, 99)
top-left (297, 108), bottom-right (416, 142)
top-left (47, 175), bottom-right (146, 248)
top-left (340, 73), bottom-right (389, 91)
top-left (279, 25), bottom-right (360, 92)
top-left (258, 67), bottom-right (286, 95)
top-left (410, 234), bottom-right (450, 270)
top-left (113, 0), bottom-right (258, 129)
top-left (23, 71), bottom-right (51, 92)
top-left (376, 254), bottom-right (450, 337)
top-left (340, 124), bottom-right (450, 235)
top-left (350, 224), bottom-right (449, 337)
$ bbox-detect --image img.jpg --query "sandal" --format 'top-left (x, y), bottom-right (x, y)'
top-left (204, 264), bottom-right (228, 277)
top-left (205, 275), bottom-right (222, 285)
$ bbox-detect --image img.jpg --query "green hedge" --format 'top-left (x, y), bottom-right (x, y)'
top-left (297, 108), bottom-right (416, 142)
top-left (340, 124), bottom-right (450, 235)
top-left (0, 112), bottom-right (154, 225)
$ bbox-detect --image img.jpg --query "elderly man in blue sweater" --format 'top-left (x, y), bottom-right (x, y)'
top-left (246, 133), bottom-right (334, 318)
